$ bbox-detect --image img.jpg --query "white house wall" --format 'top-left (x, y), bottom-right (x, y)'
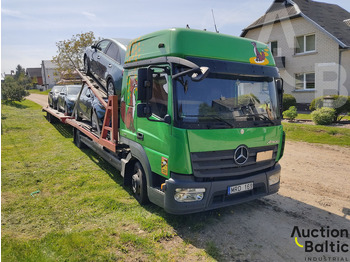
top-left (340, 50), bottom-right (350, 97)
top-left (244, 17), bottom-right (349, 104)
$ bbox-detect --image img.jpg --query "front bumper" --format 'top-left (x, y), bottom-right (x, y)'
top-left (162, 164), bottom-right (281, 214)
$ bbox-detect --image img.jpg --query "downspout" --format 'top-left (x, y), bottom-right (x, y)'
top-left (338, 48), bottom-right (348, 96)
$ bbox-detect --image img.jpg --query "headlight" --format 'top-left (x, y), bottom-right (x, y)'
top-left (174, 188), bottom-right (205, 202)
top-left (268, 172), bottom-right (280, 186)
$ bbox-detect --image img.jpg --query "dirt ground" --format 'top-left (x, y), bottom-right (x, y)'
top-left (28, 94), bottom-right (350, 261)
top-left (184, 141), bottom-right (350, 261)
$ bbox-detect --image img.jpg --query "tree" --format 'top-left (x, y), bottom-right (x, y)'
top-left (1, 76), bottom-right (29, 102)
top-left (52, 32), bottom-right (99, 79)
top-left (14, 64), bottom-right (25, 80)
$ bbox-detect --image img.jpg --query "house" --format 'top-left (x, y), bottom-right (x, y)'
top-left (41, 60), bottom-right (59, 90)
top-left (26, 67), bottom-right (43, 87)
top-left (241, 0), bottom-right (350, 109)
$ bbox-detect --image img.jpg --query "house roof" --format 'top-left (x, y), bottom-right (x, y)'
top-left (41, 60), bottom-right (58, 69)
top-left (26, 68), bottom-right (42, 78)
top-left (241, 0), bottom-right (350, 48)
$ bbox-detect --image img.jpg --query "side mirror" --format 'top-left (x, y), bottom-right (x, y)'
top-left (191, 67), bottom-right (210, 82)
top-left (137, 68), bottom-right (153, 101)
top-left (164, 114), bottom-right (171, 124)
top-left (276, 78), bottom-right (284, 116)
top-left (137, 103), bottom-right (152, 118)
top-left (91, 45), bottom-right (101, 51)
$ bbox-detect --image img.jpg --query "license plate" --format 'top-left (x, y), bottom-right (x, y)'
top-left (228, 182), bottom-right (254, 195)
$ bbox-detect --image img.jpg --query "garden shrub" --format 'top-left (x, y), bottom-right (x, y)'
top-left (282, 94), bottom-right (297, 112)
top-left (311, 107), bottom-right (336, 125)
top-left (310, 95), bottom-right (350, 121)
top-left (283, 106), bottom-right (298, 121)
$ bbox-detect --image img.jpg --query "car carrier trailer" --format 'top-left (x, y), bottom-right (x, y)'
top-left (44, 28), bottom-right (285, 214)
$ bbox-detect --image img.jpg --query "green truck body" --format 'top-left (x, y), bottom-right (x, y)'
top-left (115, 28), bottom-right (285, 214)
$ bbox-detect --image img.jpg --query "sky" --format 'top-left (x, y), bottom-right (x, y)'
top-left (1, 0), bottom-right (350, 74)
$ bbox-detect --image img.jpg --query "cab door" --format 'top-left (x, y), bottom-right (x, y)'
top-left (135, 68), bottom-right (172, 178)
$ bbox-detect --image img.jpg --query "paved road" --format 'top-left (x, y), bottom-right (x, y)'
top-left (27, 93), bottom-right (48, 107)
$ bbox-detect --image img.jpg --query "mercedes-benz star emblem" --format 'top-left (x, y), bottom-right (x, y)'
top-left (234, 145), bottom-right (249, 165)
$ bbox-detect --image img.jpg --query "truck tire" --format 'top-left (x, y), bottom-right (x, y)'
top-left (74, 128), bottom-right (85, 149)
top-left (132, 162), bottom-right (149, 205)
top-left (47, 112), bottom-right (55, 123)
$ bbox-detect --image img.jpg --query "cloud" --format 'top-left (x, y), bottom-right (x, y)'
top-left (82, 11), bottom-right (96, 20)
top-left (2, 8), bottom-right (25, 19)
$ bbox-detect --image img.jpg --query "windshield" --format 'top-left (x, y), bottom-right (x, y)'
top-left (174, 71), bottom-right (280, 129)
top-left (67, 85), bottom-right (81, 95)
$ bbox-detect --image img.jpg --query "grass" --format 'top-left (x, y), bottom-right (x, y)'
top-left (29, 88), bottom-right (51, 95)
top-left (282, 122), bottom-right (350, 146)
top-left (296, 113), bottom-right (350, 121)
top-left (1, 100), bottom-right (219, 261)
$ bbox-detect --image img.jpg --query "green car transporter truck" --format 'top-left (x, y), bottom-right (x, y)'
top-left (48, 28), bottom-right (285, 214)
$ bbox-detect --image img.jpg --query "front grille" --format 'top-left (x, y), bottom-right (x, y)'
top-left (191, 145), bottom-right (277, 178)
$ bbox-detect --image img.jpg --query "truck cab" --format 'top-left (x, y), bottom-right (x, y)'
top-left (119, 28), bottom-right (285, 214)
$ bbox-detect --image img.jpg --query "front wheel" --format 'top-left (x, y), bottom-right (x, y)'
top-left (131, 162), bottom-right (149, 205)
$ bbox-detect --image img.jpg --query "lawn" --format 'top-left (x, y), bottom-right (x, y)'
top-left (282, 122), bottom-right (350, 146)
top-left (29, 89), bottom-right (51, 95)
top-left (296, 113), bottom-right (350, 121)
top-left (1, 100), bottom-right (219, 261)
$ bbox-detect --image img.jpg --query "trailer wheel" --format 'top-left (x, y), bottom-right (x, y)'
top-left (73, 128), bottom-right (85, 149)
top-left (132, 162), bottom-right (149, 205)
top-left (46, 112), bottom-right (55, 123)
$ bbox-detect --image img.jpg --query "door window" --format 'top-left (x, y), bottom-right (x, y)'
top-left (106, 43), bottom-right (121, 63)
top-left (150, 73), bottom-right (168, 118)
top-left (97, 40), bottom-right (110, 53)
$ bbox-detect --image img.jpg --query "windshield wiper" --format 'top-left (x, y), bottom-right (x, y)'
top-left (211, 116), bottom-right (234, 127)
top-left (245, 114), bottom-right (275, 125)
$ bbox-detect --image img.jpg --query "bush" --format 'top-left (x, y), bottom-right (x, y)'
top-left (311, 107), bottom-right (336, 125)
top-left (283, 106), bottom-right (298, 121)
top-left (282, 94), bottom-right (297, 112)
top-left (1, 77), bottom-right (29, 102)
top-left (310, 95), bottom-right (350, 121)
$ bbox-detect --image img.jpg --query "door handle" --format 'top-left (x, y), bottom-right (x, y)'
top-left (97, 56), bottom-right (100, 59)
top-left (108, 64), bottom-right (112, 68)
top-left (137, 132), bottom-right (144, 141)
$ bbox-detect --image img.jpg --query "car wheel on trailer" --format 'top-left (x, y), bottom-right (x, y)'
top-left (64, 103), bottom-right (69, 116)
top-left (84, 57), bottom-right (90, 75)
top-left (107, 80), bottom-right (115, 97)
top-left (91, 109), bottom-right (100, 134)
top-left (75, 109), bottom-right (82, 121)
top-left (132, 162), bottom-right (149, 204)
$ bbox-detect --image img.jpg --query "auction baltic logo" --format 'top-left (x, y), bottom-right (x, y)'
top-left (291, 226), bottom-right (349, 261)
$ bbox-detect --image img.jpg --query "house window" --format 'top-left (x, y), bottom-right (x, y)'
top-left (295, 34), bottom-right (315, 54)
top-left (269, 41), bottom-right (278, 56)
top-left (295, 73), bottom-right (315, 90)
